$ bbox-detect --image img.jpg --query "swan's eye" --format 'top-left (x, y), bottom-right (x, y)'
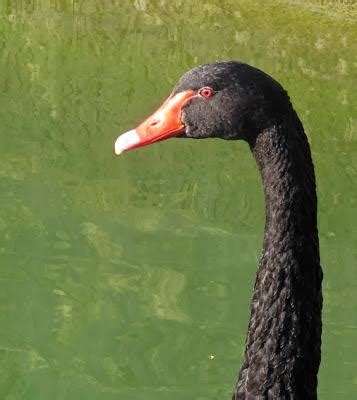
top-left (198, 87), bottom-right (214, 98)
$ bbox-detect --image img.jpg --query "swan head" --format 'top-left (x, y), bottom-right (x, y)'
top-left (114, 61), bottom-right (291, 155)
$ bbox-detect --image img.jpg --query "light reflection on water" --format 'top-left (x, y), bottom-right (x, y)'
top-left (0, 1), bottom-right (356, 399)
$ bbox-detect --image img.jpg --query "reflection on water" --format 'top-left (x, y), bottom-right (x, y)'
top-left (0, 1), bottom-right (356, 399)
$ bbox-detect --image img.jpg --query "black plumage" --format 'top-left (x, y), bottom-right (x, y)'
top-left (175, 62), bottom-right (322, 399)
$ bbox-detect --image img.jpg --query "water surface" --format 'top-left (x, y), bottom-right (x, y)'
top-left (0, 1), bottom-right (356, 399)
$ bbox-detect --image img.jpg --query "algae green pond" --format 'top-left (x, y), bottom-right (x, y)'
top-left (0, 1), bottom-right (356, 399)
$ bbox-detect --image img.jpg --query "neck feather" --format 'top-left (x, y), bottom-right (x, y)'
top-left (233, 114), bottom-right (323, 399)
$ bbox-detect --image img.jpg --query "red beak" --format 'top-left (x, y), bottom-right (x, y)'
top-left (114, 90), bottom-right (196, 155)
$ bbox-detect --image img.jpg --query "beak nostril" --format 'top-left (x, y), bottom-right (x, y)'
top-left (150, 120), bottom-right (160, 127)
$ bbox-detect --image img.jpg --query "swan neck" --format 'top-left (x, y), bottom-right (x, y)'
top-left (234, 118), bottom-right (323, 399)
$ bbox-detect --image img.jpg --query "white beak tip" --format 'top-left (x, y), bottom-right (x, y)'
top-left (114, 147), bottom-right (124, 156)
top-left (114, 129), bottom-right (141, 155)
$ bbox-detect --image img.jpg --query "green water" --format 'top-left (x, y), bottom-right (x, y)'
top-left (0, 1), bottom-right (356, 399)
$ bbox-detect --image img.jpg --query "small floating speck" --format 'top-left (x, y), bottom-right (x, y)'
top-left (53, 289), bottom-right (66, 296)
top-left (209, 354), bottom-right (215, 360)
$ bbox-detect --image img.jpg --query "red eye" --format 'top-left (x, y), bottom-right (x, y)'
top-left (198, 87), bottom-right (214, 98)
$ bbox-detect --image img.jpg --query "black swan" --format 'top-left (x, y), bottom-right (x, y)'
top-left (114, 61), bottom-right (323, 399)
